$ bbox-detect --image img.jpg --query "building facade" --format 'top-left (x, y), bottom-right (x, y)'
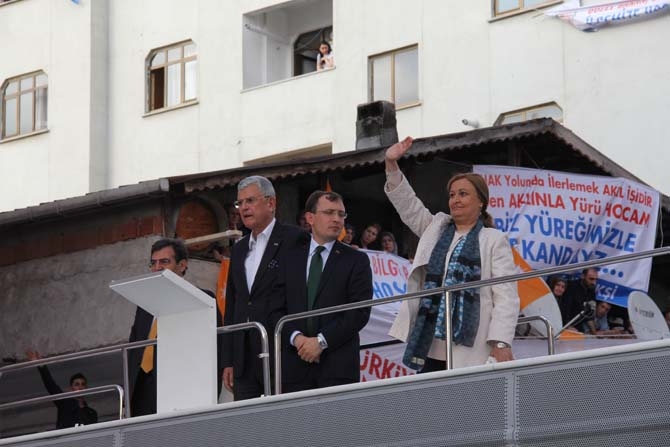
top-left (1, 0), bottom-right (669, 213)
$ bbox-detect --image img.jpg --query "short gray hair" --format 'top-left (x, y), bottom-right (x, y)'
top-left (238, 175), bottom-right (276, 197)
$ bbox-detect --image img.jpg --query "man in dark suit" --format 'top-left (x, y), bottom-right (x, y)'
top-left (222, 175), bottom-right (304, 401)
top-left (128, 238), bottom-right (223, 416)
top-left (280, 191), bottom-right (372, 392)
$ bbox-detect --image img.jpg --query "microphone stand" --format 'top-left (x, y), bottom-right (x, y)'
top-left (555, 301), bottom-right (596, 338)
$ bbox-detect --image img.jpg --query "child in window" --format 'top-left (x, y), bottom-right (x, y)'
top-left (316, 41), bottom-right (334, 71)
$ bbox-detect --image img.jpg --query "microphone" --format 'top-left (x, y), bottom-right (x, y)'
top-left (557, 299), bottom-right (597, 335)
top-left (584, 300), bottom-right (596, 319)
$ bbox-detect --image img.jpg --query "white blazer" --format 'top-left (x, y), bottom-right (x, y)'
top-left (386, 174), bottom-right (520, 368)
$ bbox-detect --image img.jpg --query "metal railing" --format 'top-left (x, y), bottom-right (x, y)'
top-left (273, 246), bottom-right (670, 393)
top-left (516, 315), bottom-right (555, 355)
top-left (0, 339), bottom-right (153, 419)
top-left (0, 385), bottom-right (124, 422)
top-left (1, 246), bottom-right (667, 405)
top-left (0, 322), bottom-right (270, 418)
top-left (217, 322), bottom-right (271, 397)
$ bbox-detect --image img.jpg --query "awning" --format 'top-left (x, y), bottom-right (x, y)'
top-left (171, 118), bottom-right (648, 193)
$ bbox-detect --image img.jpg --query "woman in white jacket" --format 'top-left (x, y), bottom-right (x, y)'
top-left (384, 137), bottom-right (519, 372)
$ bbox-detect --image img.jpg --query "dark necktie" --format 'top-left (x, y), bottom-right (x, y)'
top-left (306, 246), bottom-right (325, 334)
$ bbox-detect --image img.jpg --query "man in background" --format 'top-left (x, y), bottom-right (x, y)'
top-left (128, 238), bottom-right (223, 416)
top-left (559, 268), bottom-right (598, 330)
top-left (582, 301), bottom-right (624, 336)
top-left (25, 350), bottom-right (97, 429)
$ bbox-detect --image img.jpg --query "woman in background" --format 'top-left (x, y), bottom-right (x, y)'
top-left (353, 223), bottom-right (382, 250)
top-left (549, 276), bottom-right (567, 303)
top-left (380, 231), bottom-right (399, 255)
top-left (342, 223), bottom-right (355, 245)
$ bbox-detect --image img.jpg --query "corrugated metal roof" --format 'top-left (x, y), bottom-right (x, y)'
top-left (1, 119), bottom-right (667, 229)
top-left (0, 179), bottom-right (170, 227)
top-left (172, 119), bottom-right (647, 193)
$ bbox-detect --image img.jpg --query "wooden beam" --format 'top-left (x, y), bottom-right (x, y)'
top-left (183, 230), bottom-right (243, 246)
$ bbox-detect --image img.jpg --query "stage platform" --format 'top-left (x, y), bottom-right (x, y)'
top-left (2, 339), bottom-right (669, 447)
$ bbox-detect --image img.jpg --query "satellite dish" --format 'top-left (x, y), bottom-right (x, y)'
top-left (627, 291), bottom-right (670, 341)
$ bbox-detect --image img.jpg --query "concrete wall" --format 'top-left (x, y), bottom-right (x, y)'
top-left (2, 0), bottom-right (669, 214)
top-left (0, 232), bottom-right (221, 438)
top-left (0, 236), bottom-right (219, 360)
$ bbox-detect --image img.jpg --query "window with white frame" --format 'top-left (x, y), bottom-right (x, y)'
top-left (493, 0), bottom-right (558, 16)
top-left (242, 0), bottom-right (333, 89)
top-left (1, 71), bottom-right (48, 140)
top-left (369, 45), bottom-right (419, 109)
top-left (146, 41), bottom-right (197, 112)
top-left (495, 102), bottom-right (563, 125)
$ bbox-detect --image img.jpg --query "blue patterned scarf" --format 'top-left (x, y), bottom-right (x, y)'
top-left (402, 219), bottom-right (483, 371)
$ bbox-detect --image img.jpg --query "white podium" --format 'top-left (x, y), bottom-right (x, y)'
top-left (110, 269), bottom-right (217, 413)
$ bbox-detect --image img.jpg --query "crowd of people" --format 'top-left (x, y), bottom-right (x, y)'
top-left (22, 136), bottom-right (521, 430)
top-left (27, 135), bottom-right (668, 433)
top-left (549, 268), bottom-right (633, 336)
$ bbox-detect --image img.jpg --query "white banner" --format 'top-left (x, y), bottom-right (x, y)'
top-left (544, 0), bottom-right (670, 32)
top-left (358, 338), bottom-right (637, 382)
top-left (360, 343), bottom-right (415, 382)
top-left (473, 165), bottom-right (660, 308)
top-left (359, 250), bottom-right (412, 345)
top-left (358, 250), bottom-right (415, 381)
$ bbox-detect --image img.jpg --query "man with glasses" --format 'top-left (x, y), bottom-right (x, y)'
top-left (279, 191), bottom-right (372, 392)
top-left (128, 238), bottom-right (224, 415)
top-left (222, 176), bottom-right (305, 400)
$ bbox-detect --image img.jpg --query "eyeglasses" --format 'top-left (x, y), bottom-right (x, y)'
top-left (234, 195), bottom-right (270, 209)
top-left (149, 258), bottom-right (174, 268)
top-left (316, 209), bottom-right (347, 219)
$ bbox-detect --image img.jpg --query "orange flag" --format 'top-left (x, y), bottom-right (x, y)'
top-left (216, 258), bottom-right (230, 321)
top-left (511, 248), bottom-right (549, 310)
top-left (512, 247), bottom-right (583, 340)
